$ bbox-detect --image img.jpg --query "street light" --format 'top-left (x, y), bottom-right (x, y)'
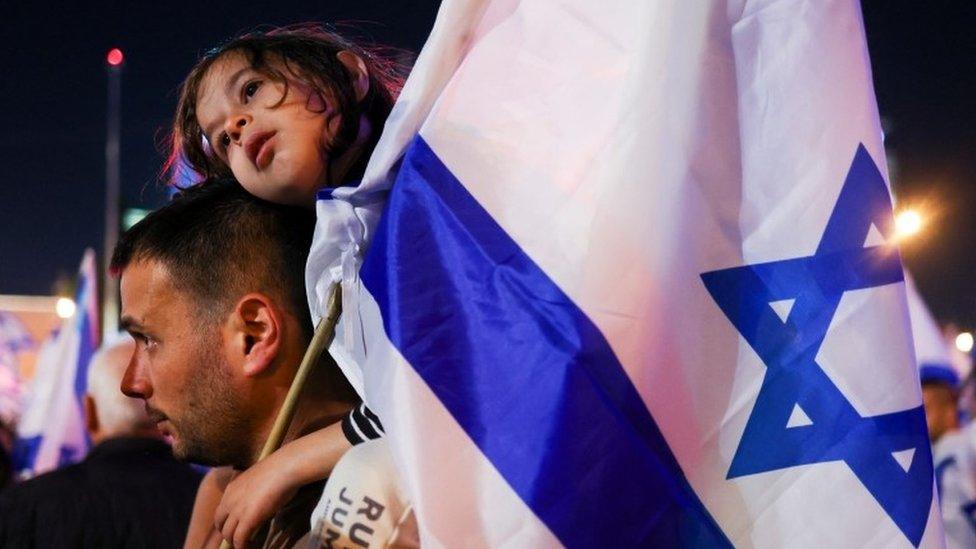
top-left (895, 209), bottom-right (922, 239)
top-left (106, 48), bottom-right (124, 67)
top-left (956, 332), bottom-right (974, 354)
top-left (103, 47), bottom-right (124, 339)
top-left (55, 298), bottom-right (76, 319)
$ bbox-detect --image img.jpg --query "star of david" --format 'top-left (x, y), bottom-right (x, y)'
top-left (701, 145), bottom-right (933, 546)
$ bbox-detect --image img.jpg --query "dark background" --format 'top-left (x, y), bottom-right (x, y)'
top-left (1, 1), bottom-right (974, 326)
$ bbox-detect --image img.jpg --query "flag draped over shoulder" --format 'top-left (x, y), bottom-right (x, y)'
top-left (306, 0), bottom-right (942, 546)
top-left (13, 249), bottom-right (98, 478)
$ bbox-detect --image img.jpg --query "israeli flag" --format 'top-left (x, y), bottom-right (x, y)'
top-left (13, 249), bottom-right (98, 478)
top-left (307, 0), bottom-right (942, 546)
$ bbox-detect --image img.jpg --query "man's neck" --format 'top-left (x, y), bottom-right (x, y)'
top-left (286, 396), bottom-right (354, 442)
top-left (246, 394), bottom-right (354, 468)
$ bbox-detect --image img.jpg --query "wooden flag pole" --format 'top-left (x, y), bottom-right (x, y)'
top-left (219, 284), bottom-right (343, 549)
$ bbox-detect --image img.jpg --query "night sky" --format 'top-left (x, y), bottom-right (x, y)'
top-left (2, 2), bottom-right (975, 326)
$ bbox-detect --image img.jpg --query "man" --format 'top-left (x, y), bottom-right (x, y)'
top-left (921, 365), bottom-right (976, 548)
top-left (922, 365), bottom-right (961, 444)
top-left (0, 336), bottom-right (202, 547)
top-left (112, 180), bottom-right (359, 547)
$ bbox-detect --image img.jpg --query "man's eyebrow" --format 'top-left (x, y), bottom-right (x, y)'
top-left (119, 316), bottom-right (143, 332)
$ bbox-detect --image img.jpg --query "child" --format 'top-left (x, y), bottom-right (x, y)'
top-left (166, 26), bottom-right (402, 547)
top-left (167, 25), bottom-right (402, 203)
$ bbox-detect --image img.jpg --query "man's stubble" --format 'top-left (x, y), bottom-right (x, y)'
top-left (171, 328), bottom-right (255, 468)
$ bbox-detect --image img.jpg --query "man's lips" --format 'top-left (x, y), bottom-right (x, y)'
top-left (145, 404), bottom-right (167, 424)
top-left (244, 131), bottom-right (276, 170)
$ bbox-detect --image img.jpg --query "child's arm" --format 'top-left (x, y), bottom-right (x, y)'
top-left (213, 421), bottom-right (353, 549)
top-left (184, 466), bottom-right (235, 549)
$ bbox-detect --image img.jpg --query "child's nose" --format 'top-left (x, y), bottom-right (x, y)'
top-left (224, 114), bottom-right (251, 145)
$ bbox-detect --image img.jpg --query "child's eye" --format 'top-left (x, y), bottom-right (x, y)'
top-left (219, 132), bottom-right (231, 149)
top-left (243, 81), bottom-right (262, 101)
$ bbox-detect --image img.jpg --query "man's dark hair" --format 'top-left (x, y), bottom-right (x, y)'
top-left (111, 179), bottom-right (316, 342)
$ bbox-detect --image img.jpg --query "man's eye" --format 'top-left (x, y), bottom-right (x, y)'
top-left (132, 333), bottom-right (157, 349)
top-left (243, 81), bottom-right (261, 100)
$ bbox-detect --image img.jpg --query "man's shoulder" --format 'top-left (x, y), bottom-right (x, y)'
top-left (1, 461), bottom-right (89, 505)
top-left (85, 437), bottom-right (200, 480)
top-left (0, 460), bottom-right (90, 543)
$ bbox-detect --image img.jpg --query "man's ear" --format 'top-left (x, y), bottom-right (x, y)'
top-left (229, 293), bottom-right (282, 377)
top-left (337, 51), bottom-right (370, 102)
top-left (83, 394), bottom-right (99, 435)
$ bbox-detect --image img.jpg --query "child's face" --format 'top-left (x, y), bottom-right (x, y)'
top-left (195, 53), bottom-right (339, 206)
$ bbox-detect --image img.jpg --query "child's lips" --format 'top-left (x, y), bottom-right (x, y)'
top-left (245, 131), bottom-right (277, 170)
top-left (255, 135), bottom-right (277, 170)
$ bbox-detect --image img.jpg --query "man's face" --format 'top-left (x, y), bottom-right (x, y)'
top-left (921, 382), bottom-right (958, 443)
top-left (119, 258), bottom-right (253, 466)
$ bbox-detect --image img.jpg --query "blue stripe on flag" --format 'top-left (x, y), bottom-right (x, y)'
top-left (361, 136), bottom-right (731, 547)
top-left (11, 435), bottom-right (41, 472)
top-left (72, 277), bottom-right (95, 453)
top-left (73, 284), bottom-right (95, 401)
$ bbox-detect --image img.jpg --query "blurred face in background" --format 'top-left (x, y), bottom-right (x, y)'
top-left (922, 381), bottom-right (959, 443)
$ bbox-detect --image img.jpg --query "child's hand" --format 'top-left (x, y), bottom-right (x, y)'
top-left (213, 453), bottom-right (301, 549)
top-left (211, 419), bottom-right (355, 547)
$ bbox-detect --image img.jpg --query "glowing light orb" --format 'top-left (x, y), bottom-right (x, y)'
top-left (106, 48), bottom-right (124, 66)
top-left (895, 210), bottom-right (922, 238)
top-left (55, 297), bottom-right (76, 319)
top-left (955, 332), bottom-right (974, 353)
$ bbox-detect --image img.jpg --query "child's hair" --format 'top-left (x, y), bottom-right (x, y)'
top-left (165, 25), bottom-right (406, 186)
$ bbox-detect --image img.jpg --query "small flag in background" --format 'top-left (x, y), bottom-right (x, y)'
top-left (12, 249), bottom-right (98, 478)
top-left (307, 0), bottom-right (942, 546)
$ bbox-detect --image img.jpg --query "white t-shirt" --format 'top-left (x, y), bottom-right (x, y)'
top-left (308, 439), bottom-right (418, 548)
top-left (934, 422), bottom-right (976, 548)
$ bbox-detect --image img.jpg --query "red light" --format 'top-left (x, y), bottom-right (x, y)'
top-left (106, 48), bottom-right (124, 66)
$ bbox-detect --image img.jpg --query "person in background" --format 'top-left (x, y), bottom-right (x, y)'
top-left (922, 365), bottom-right (961, 444)
top-left (0, 335), bottom-right (202, 547)
top-left (0, 421), bottom-right (13, 492)
top-left (925, 365), bottom-right (976, 548)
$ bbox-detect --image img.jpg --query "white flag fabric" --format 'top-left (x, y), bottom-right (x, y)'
top-left (907, 274), bottom-right (960, 384)
top-left (307, 0), bottom-right (942, 546)
top-left (12, 249), bottom-right (98, 478)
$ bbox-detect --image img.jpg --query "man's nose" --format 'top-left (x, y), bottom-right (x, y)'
top-left (224, 114), bottom-right (250, 145)
top-left (120, 353), bottom-right (151, 399)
